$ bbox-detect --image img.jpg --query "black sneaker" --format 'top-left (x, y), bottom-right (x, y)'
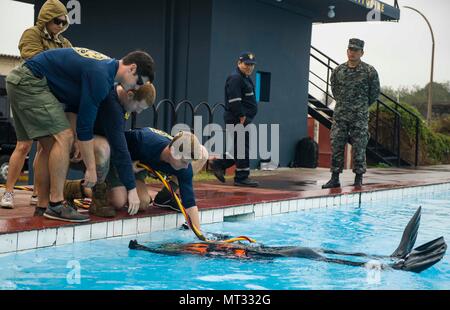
top-left (234, 178), bottom-right (259, 187)
top-left (44, 202), bottom-right (90, 223)
top-left (153, 181), bottom-right (181, 212)
top-left (210, 160), bottom-right (226, 183)
top-left (180, 222), bottom-right (190, 230)
top-left (33, 207), bottom-right (47, 217)
top-left (153, 186), bottom-right (181, 212)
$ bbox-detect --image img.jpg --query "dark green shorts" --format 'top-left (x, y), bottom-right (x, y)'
top-left (6, 64), bottom-right (70, 141)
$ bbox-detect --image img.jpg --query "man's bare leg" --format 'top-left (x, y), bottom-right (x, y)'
top-left (63, 136), bottom-right (109, 209)
top-left (108, 182), bottom-right (151, 212)
top-left (4, 140), bottom-right (33, 192)
top-left (186, 207), bottom-right (201, 232)
top-left (108, 186), bottom-right (127, 210)
top-left (0, 140), bottom-right (33, 208)
top-left (89, 136), bottom-right (116, 217)
top-left (93, 136), bottom-right (110, 183)
top-left (35, 137), bottom-right (53, 208)
top-left (48, 129), bottom-right (73, 203)
top-left (136, 180), bottom-right (152, 211)
top-left (31, 143), bottom-right (42, 198)
top-left (40, 130), bottom-right (89, 223)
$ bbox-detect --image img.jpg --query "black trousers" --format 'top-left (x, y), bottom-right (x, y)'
top-left (216, 122), bottom-right (251, 181)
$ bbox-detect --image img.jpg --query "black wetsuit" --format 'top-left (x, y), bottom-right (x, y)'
top-left (129, 208), bottom-right (447, 273)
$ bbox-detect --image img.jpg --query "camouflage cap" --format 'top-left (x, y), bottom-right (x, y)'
top-left (348, 38), bottom-right (365, 50)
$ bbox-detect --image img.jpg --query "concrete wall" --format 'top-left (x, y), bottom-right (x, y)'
top-left (0, 56), bottom-right (21, 76)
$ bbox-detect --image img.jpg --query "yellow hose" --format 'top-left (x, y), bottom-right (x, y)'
top-left (137, 163), bottom-right (256, 244)
top-left (0, 184), bottom-right (34, 192)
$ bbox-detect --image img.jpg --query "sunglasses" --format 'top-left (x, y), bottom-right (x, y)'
top-left (136, 74), bottom-right (145, 86)
top-left (53, 18), bottom-right (68, 26)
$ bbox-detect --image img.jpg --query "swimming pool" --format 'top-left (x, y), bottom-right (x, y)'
top-left (0, 190), bottom-right (449, 290)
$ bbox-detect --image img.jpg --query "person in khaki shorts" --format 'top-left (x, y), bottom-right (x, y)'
top-left (7, 65), bottom-right (75, 218)
top-left (0, 0), bottom-right (72, 210)
top-left (6, 47), bottom-right (155, 223)
top-left (8, 66), bottom-right (70, 141)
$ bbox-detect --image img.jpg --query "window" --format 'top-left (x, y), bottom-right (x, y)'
top-left (255, 71), bottom-right (271, 103)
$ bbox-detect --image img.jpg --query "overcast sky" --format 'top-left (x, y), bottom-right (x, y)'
top-left (0, 0), bottom-right (448, 89)
top-left (0, 0), bottom-right (34, 56)
top-left (312, 0), bottom-right (450, 89)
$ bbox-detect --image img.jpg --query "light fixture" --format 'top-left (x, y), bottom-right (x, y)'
top-left (328, 5), bottom-right (336, 18)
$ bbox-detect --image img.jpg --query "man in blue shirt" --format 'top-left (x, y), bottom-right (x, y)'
top-left (106, 128), bottom-right (209, 231)
top-left (210, 52), bottom-right (259, 187)
top-left (6, 47), bottom-right (154, 222)
top-left (63, 83), bottom-right (156, 218)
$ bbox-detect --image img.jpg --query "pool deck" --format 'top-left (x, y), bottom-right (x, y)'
top-left (1, 166), bottom-right (450, 253)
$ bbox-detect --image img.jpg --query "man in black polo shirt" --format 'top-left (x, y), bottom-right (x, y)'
top-left (210, 52), bottom-right (259, 187)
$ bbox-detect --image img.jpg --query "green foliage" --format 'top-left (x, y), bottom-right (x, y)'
top-left (431, 115), bottom-right (450, 135)
top-left (381, 82), bottom-right (450, 119)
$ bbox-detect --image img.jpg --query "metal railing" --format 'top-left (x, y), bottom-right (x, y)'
top-left (370, 100), bottom-right (402, 166)
top-left (131, 99), bottom-right (226, 134)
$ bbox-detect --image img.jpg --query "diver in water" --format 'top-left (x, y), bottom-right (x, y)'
top-left (129, 207), bottom-right (447, 273)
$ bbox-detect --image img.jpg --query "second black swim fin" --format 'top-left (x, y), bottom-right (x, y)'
top-left (391, 237), bottom-right (447, 273)
top-left (391, 207), bottom-right (421, 258)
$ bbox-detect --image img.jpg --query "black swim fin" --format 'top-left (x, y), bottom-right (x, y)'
top-left (129, 240), bottom-right (161, 253)
top-left (391, 237), bottom-right (447, 273)
top-left (129, 240), bottom-right (142, 250)
top-left (320, 207), bottom-right (422, 260)
top-left (391, 207), bottom-right (421, 258)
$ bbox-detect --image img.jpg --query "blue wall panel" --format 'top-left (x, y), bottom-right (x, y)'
top-left (207, 0), bottom-right (312, 166)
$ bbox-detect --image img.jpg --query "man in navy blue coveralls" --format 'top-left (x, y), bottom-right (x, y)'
top-left (210, 52), bottom-right (259, 187)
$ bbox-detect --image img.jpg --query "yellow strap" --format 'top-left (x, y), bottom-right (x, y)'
top-left (137, 163), bottom-right (256, 244)
top-left (0, 184), bottom-right (34, 192)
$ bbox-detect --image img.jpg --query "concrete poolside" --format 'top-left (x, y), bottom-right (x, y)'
top-left (1, 166), bottom-right (450, 254)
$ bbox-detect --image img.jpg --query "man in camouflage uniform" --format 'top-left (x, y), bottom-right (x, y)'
top-left (322, 38), bottom-right (380, 189)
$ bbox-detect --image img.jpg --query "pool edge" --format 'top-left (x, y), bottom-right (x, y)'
top-left (1, 182), bottom-right (449, 254)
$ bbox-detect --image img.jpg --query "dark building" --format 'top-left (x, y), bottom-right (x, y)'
top-left (14, 0), bottom-right (400, 167)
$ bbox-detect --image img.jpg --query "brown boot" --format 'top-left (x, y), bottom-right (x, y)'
top-left (90, 182), bottom-right (116, 218)
top-left (64, 180), bottom-right (85, 201)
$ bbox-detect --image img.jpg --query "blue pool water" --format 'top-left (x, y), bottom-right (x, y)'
top-left (0, 190), bottom-right (449, 290)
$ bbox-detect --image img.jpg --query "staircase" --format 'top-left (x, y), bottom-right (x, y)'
top-left (308, 46), bottom-right (421, 167)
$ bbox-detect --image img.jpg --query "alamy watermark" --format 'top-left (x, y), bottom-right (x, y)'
top-left (67, 0), bottom-right (81, 25)
top-left (366, 0), bottom-right (383, 21)
top-left (66, 260), bottom-right (81, 285)
top-left (170, 116), bottom-right (280, 167)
